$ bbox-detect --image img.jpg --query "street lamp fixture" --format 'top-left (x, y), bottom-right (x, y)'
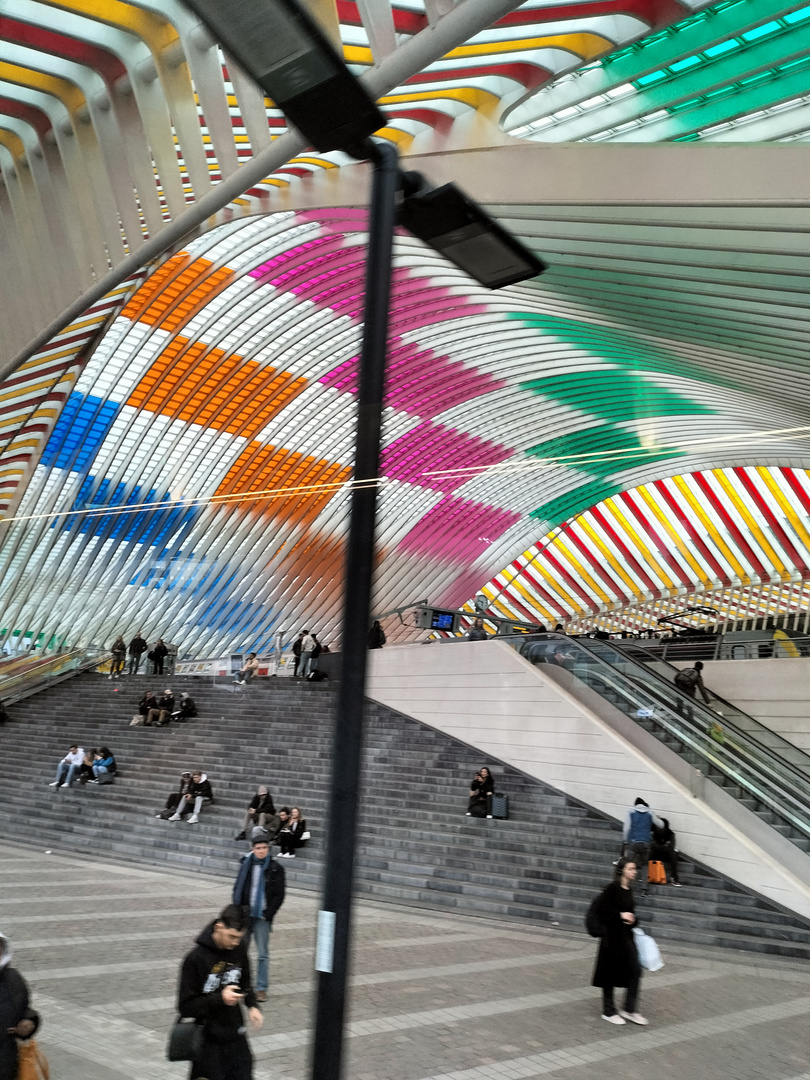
top-left (178, 4), bottom-right (548, 1079)
top-left (181, 0), bottom-right (386, 152)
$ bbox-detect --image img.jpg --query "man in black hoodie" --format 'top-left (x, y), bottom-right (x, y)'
top-left (178, 904), bottom-right (262, 1080)
top-left (0, 931), bottom-right (40, 1080)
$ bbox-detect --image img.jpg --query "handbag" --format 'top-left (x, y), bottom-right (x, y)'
top-left (166, 1017), bottom-right (204, 1061)
top-left (633, 927), bottom-right (664, 971)
top-left (647, 860), bottom-right (667, 885)
top-left (17, 1039), bottom-right (49, 1080)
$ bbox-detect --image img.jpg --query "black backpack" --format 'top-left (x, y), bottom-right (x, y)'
top-left (585, 895), bottom-right (605, 937)
top-left (674, 667), bottom-right (699, 691)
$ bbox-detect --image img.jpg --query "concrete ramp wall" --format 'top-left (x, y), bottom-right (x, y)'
top-left (698, 657), bottom-right (810, 752)
top-left (368, 640), bottom-right (810, 921)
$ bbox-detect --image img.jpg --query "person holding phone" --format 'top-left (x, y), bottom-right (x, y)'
top-left (178, 904), bottom-right (263, 1080)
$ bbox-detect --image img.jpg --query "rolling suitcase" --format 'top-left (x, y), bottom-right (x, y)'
top-left (491, 792), bottom-right (508, 820)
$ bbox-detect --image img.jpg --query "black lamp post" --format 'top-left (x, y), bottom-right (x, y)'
top-left (180, 4), bottom-right (546, 1077)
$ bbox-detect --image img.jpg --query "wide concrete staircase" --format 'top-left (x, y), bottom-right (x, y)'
top-left (2, 671), bottom-right (810, 958)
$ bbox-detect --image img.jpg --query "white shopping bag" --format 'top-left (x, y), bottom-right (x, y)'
top-left (633, 926), bottom-right (664, 971)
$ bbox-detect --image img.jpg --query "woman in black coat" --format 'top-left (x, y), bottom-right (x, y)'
top-left (591, 857), bottom-right (645, 1025)
top-left (466, 766), bottom-right (494, 817)
top-left (277, 807), bottom-right (307, 857)
top-left (651, 818), bottom-right (681, 886)
top-left (0, 932), bottom-right (39, 1080)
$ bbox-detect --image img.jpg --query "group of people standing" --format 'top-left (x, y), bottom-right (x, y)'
top-left (109, 632), bottom-right (172, 678)
top-left (291, 631), bottom-right (324, 678)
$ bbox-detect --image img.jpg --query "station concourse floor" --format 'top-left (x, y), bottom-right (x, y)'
top-left (1, 840), bottom-right (808, 1080)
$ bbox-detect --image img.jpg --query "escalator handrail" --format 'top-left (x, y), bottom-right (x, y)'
top-left (599, 638), bottom-right (810, 780)
top-left (511, 635), bottom-right (810, 837)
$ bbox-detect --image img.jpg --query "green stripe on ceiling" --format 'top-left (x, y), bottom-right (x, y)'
top-left (526, 424), bottom-right (685, 479)
top-left (530, 479), bottom-right (623, 527)
top-left (519, 371), bottom-right (714, 423)
top-left (507, 312), bottom-right (739, 389)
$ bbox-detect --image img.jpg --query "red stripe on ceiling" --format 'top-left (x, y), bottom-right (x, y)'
top-left (497, 573), bottom-right (545, 623)
top-left (387, 108), bottom-right (455, 134)
top-left (519, 563), bottom-right (575, 615)
top-left (691, 472), bottom-right (768, 581)
top-left (408, 62), bottom-right (552, 92)
top-left (589, 504), bottom-right (660, 597)
top-left (495, 0), bottom-right (682, 31)
top-left (336, 0), bottom-right (426, 34)
top-left (0, 95), bottom-right (51, 136)
top-left (539, 546), bottom-right (600, 612)
top-left (0, 17), bottom-right (127, 83)
top-left (618, 490), bottom-right (694, 590)
top-left (781, 468), bottom-right (810, 527)
top-left (564, 526), bottom-right (632, 604)
top-left (732, 467), bottom-right (809, 577)
top-left (652, 479), bottom-right (731, 585)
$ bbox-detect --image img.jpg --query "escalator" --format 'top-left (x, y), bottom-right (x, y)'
top-left (511, 633), bottom-right (810, 856)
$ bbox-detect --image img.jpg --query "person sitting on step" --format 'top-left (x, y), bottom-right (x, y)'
top-left (277, 806), bottom-right (308, 858)
top-left (466, 765), bottom-right (493, 817)
top-left (147, 688), bottom-right (174, 726)
top-left (49, 744), bottom-right (85, 788)
top-left (87, 746), bottom-right (116, 785)
top-left (235, 785), bottom-right (277, 841)
top-left (651, 817), bottom-right (681, 887)
top-left (169, 771), bottom-right (213, 823)
top-left (136, 690), bottom-right (158, 725)
top-left (234, 653), bottom-right (259, 685)
top-left (172, 691), bottom-right (197, 722)
top-left (156, 771), bottom-right (193, 818)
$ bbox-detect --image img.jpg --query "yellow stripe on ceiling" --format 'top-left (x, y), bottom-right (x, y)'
top-left (755, 467), bottom-right (810, 554)
top-left (521, 562), bottom-right (584, 615)
top-left (379, 87), bottom-right (499, 110)
top-left (0, 61), bottom-right (85, 112)
top-left (706, 470), bottom-right (785, 579)
top-left (47, 0), bottom-right (179, 53)
top-left (344, 45), bottom-right (373, 65)
top-left (576, 517), bottom-right (646, 602)
top-left (493, 579), bottom-right (555, 623)
top-left (634, 484), bottom-right (712, 585)
top-left (677, 475), bottom-right (757, 581)
top-left (446, 32), bottom-right (611, 61)
top-left (375, 126), bottom-right (415, 150)
top-left (0, 130), bottom-right (26, 160)
top-left (291, 156), bottom-right (337, 169)
top-left (548, 535), bottom-right (614, 606)
top-left (602, 496), bottom-right (676, 592)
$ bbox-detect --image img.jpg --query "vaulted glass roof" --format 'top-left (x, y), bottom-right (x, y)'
top-left (0, 0), bottom-right (808, 653)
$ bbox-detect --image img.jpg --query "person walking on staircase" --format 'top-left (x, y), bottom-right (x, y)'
top-left (623, 798), bottom-right (663, 892)
top-left (674, 661), bottom-right (711, 719)
top-left (231, 835), bottom-right (286, 1004)
top-left (292, 632), bottom-right (305, 678)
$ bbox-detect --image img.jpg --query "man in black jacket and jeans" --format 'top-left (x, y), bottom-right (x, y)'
top-left (178, 904), bottom-right (262, 1080)
top-left (232, 835), bottom-right (286, 1003)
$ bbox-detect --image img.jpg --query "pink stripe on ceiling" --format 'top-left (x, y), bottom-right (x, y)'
top-left (247, 222), bottom-right (499, 423)
top-left (381, 421), bottom-right (511, 492)
top-left (398, 494), bottom-right (520, 563)
top-left (321, 341), bottom-right (505, 418)
top-left (436, 568), bottom-right (490, 611)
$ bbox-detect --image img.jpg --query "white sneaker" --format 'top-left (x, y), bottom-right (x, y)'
top-left (49, 781), bottom-right (60, 787)
top-left (619, 1011), bottom-right (648, 1025)
top-left (187, 814), bottom-right (199, 824)
top-left (602, 1014), bottom-right (626, 1025)
top-left (486, 815), bottom-right (493, 819)
top-left (168, 813), bottom-right (182, 821)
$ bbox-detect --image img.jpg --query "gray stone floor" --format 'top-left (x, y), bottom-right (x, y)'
top-left (1, 840), bottom-right (809, 1080)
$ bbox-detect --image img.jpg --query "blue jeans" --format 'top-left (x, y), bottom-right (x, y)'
top-left (249, 916), bottom-right (270, 992)
top-left (55, 761), bottom-right (79, 786)
top-left (92, 765), bottom-right (113, 784)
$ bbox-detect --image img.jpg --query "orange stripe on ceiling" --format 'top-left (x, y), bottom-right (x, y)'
top-left (121, 253), bottom-right (190, 321)
top-left (126, 337), bottom-right (307, 440)
top-left (215, 442), bottom-right (350, 526)
top-left (122, 257), bottom-right (233, 331)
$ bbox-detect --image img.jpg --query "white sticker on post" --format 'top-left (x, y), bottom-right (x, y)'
top-left (315, 910), bottom-right (336, 973)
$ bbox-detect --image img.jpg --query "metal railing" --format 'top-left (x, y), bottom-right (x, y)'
top-left (622, 634), bottom-right (810, 663)
top-left (0, 649), bottom-right (108, 703)
top-left (505, 633), bottom-right (810, 850)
